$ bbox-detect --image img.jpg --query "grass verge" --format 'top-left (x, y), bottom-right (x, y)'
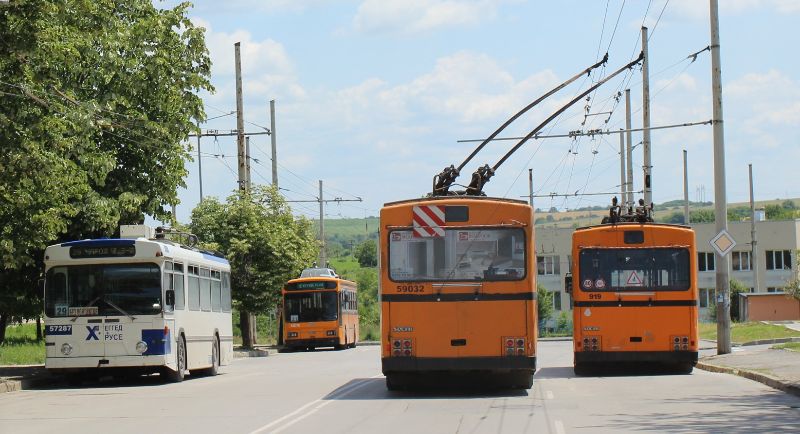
top-left (772, 342), bottom-right (800, 352)
top-left (699, 321), bottom-right (800, 344)
top-left (0, 323), bottom-right (45, 365)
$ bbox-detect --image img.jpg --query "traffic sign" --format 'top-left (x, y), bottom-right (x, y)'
top-left (710, 229), bottom-right (736, 256)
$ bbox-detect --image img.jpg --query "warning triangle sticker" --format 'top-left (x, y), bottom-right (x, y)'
top-left (626, 271), bottom-right (643, 286)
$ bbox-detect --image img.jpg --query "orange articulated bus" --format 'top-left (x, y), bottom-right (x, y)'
top-left (281, 267), bottom-right (359, 351)
top-left (380, 197), bottom-right (537, 390)
top-left (568, 203), bottom-right (698, 374)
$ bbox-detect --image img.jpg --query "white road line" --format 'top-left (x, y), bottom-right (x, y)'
top-left (250, 375), bottom-right (381, 434)
top-left (555, 420), bottom-right (566, 434)
top-left (546, 390), bottom-right (554, 400)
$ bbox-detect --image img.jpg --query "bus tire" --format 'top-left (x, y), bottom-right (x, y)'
top-left (513, 371), bottom-right (534, 389)
top-left (349, 341), bottom-right (357, 349)
top-left (165, 336), bottom-right (187, 383)
top-left (385, 374), bottom-right (404, 391)
top-left (675, 362), bottom-right (694, 374)
top-left (196, 336), bottom-right (220, 377)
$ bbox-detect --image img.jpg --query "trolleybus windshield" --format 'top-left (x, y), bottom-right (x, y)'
top-left (284, 291), bottom-right (339, 322)
top-left (578, 248), bottom-right (690, 292)
top-left (388, 228), bottom-right (526, 281)
top-left (45, 264), bottom-right (162, 317)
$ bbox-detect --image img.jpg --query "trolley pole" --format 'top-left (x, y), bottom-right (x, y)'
top-left (710, 0), bottom-right (731, 355)
top-left (641, 27), bottom-right (653, 206)
top-left (234, 42), bottom-right (247, 191)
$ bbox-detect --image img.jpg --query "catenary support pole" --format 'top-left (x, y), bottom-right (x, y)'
top-left (641, 27), bottom-right (653, 206)
top-left (625, 89), bottom-right (634, 208)
top-left (620, 131), bottom-right (626, 202)
top-left (710, 0), bottom-right (731, 355)
top-left (270, 99), bottom-right (278, 187)
top-left (234, 42), bottom-right (247, 191)
top-left (684, 150), bottom-right (690, 224)
top-left (749, 164), bottom-right (760, 293)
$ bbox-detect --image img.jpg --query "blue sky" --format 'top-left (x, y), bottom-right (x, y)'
top-left (157, 0), bottom-right (800, 222)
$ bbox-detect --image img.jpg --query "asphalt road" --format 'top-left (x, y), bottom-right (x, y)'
top-left (1, 341), bottom-right (799, 433)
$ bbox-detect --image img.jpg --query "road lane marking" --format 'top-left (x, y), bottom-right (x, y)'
top-left (546, 390), bottom-right (554, 400)
top-left (555, 420), bottom-right (565, 434)
top-left (250, 375), bottom-right (381, 434)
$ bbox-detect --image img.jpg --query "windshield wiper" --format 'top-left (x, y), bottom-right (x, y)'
top-left (103, 297), bottom-right (136, 321)
top-left (70, 295), bottom-right (102, 322)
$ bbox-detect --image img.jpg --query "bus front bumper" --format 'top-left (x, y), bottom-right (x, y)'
top-left (46, 355), bottom-right (169, 371)
top-left (284, 338), bottom-right (339, 348)
top-left (575, 351), bottom-right (698, 364)
top-left (382, 356), bottom-right (536, 373)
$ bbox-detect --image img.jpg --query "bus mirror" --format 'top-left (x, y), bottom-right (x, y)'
top-left (165, 289), bottom-right (175, 307)
top-left (37, 278), bottom-right (45, 298)
top-left (564, 274), bottom-right (572, 294)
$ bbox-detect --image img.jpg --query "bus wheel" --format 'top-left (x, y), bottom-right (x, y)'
top-left (385, 374), bottom-right (405, 391)
top-left (512, 372), bottom-right (534, 389)
top-left (165, 336), bottom-right (187, 383)
top-left (197, 337), bottom-right (220, 376)
top-left (573, 363), bottom-right (589, 377)
top-left (675, 362), bottom-right (694, 374)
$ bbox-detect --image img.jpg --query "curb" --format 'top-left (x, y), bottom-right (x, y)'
top-left (233, 348), bottom-right (276, 358)
top-left (695, 361), bottom-right (800, 398)
top-left (741, 337), bottom-right (800, 346)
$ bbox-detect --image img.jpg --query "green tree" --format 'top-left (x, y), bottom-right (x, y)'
top-left (354, 239), bottom-right (377, 267)
top-left (783, 250), bottom-right (800, 302)
top-left (690, 209), bottom-right (715, 223)
top-left (190, 186), bottom-right (318, 348)
top-left (537, 284), bottom-right (554, 330)
top-left (729, 278), bottom-right (749, 322)
top-left (0, 0), bottom-right (211, 342)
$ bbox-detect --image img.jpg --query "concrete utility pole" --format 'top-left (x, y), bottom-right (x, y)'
top-left (749, 164), bottom-right (760, 293)
top-left (683, 150), bottom-right (690, 224)
top-left (625, 89), bottom-right (634, 208)
top-left (710, 0), bottom-right (731, 355)
top-left (197, 122), bottom-right (203, 201)
top-left (270, 100), bottom-right (278, 187)
top-left (286, 181), bottom-right (363, 268)
top-left (641, 27), bottom-right (653, 206)
top-left (619, 131), bottom-right (626, 202)
top-left (528, 169), bottom-right (534, 207)
top-left (234, 42), bottom-right (247, 191)
top-left (245, 136), bottom-right (252, 189)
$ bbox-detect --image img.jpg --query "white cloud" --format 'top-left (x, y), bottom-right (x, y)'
top-left (352, 0), bottom-right (504, 34)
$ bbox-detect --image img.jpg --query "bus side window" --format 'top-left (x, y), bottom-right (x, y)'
top-left (221, 272), bottom-right (232, 312)
top-left (174, 262), bottom-right (185, 310)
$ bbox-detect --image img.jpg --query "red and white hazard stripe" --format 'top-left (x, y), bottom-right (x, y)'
top-left (412, 205), bottom-right (445, 237)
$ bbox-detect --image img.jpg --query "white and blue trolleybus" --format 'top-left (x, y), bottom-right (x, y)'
top-left (43, 225), bottom-right (233, 382)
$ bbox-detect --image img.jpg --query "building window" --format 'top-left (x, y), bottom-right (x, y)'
top-left (731, 251), bottom-right (751, 271)
top-left (552, 291), bottom-right (562, 311)
top-left (699, 288), bottom-right (715, 308)
top-left (766, 250), bottom-right (793, 270)
top-left (698, 252), bottom-right (715, 272)
top-left (537, 255), bottom-right (560, 275)
top-left (767, 287), bottom-right (778, 293)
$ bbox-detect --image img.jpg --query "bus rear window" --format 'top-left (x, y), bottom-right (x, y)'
top-left (388, 228), bottom-right (526, 281)
top-left (578, 248), bottom-right (690, 291)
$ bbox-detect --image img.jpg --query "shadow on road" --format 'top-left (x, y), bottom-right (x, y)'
top-left (18, 371), bottom-right (227, 391)
top-left (322, 376), bottom-right (530, 401)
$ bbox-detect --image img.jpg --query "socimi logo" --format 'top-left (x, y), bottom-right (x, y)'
top-left (392, 326), bottom-right (413, 332)
top-left (583, 326), bottom-right (600, 331)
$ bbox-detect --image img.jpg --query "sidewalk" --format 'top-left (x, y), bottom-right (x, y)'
top-left (697, 341), bottom-right (800, 398)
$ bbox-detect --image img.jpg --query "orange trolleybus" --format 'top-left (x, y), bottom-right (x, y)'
top-left (568, 201), bottom-right (699, 374)
top-left (281, 267), bottom-right (359, 351)
top-left (380, 197), bottom-right (537, 389)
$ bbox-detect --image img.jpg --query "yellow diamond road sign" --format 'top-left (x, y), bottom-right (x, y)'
top-left (710, 229), bottom-right (736, 256)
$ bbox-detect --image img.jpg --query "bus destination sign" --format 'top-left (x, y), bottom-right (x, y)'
top-left (287, 281), bottom-right (336, 291)
top-left (70, 245), bottom-right (136, 259)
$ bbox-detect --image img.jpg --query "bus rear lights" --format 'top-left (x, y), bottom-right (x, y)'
top-left (135, 341), bottom-right (148, 354)
top-left (288, 332), bottom-right (298, 338)
top-left (583, 336), bottom-right (601, 351)
top-left (517, 348), bottom-right (525, 356)
top-left (403, 349), bottom-right (412, 356)
top-left (506, 339), bottom-right (515, 347)
top-left (516, 338), bottom-right (525, 347)
top-left (392, 339), bottom-right (402, 348)
top-left (502, 337), bottom-right (526, 356)
top-left (403, 339), bottom-right (412, 349)
top-left (671, 336), bottom-right (689, 351)
top-left (326, 330), bottom-right (336, 336)
top-left (391, 339), bottom-right (412, 357)
top-left (393, 349), bottom-right (402, 357)
top-left (60, 343), bottom-right (73, 356)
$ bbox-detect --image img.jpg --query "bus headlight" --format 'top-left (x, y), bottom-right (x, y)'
top-left (60, 343), bottom-right (73, 355)
top-left (135, 341), bottom-right (148, 354)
